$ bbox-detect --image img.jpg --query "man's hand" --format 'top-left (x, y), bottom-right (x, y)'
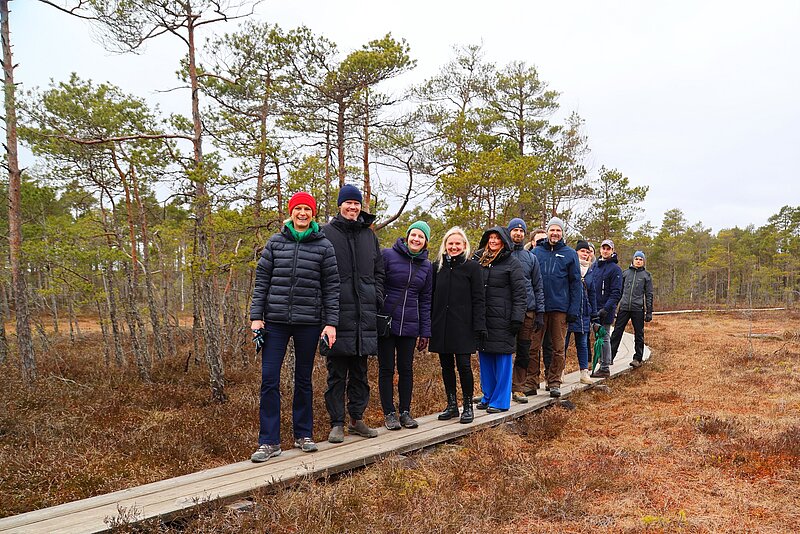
top-left (321, 325), bottom-right (337, 347)
top-left (599, 309), bottom-right (609, 324)
top-left (645, 314), bottom-right (653, 323)
top-left (533, 314), bottom-right (545, 332)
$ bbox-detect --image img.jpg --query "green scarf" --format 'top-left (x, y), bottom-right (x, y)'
top-left (286, 220), bottom-right (319, 242)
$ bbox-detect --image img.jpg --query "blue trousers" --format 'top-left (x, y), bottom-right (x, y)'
top-left (478, 352), bottom-right (513, 410)
top-left (259, 322), bottom-right (321, 445)
top-left (565, 331), bottom-right (590, 370)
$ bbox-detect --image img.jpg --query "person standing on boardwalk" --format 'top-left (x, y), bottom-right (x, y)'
top-left (610, 250), bottom-right (654, 367)
top-left (506, 218), bottom-right (545, 404)
top-left (249, 192), bottom-right (340, 462)
top-left (472, 227), bottom-right (527, 412)
top-left (430, 227), bottom-right (485, 424)
top-left (587, 239), bottom-right (623, 378)
top-left (531, 217), bottom-right (582, 398)
top-left (378, 221), bottom-right (434, 431)
top-left (565, 239), bottom-right (598, 385)
top-left (321, 184), bottom-right (384, 443)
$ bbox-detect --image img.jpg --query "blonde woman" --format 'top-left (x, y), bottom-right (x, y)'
top-left (429, 227), bottom-right (486, 424)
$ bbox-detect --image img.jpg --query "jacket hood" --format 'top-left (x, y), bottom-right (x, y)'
top-left (392, 236), bottom-right (429, 261)
top-left (598, 252), bottom-right (619, 265)
top-left (331, 210), bottom-right (377, 230)
top-left (478, 226), bottom-right (513, 252)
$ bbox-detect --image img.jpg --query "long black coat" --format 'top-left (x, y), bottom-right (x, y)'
top-left (249, 224), bottom-right (340, 326)
top-left (429, 253), bottom-right (486, 354)
top-left (471, 227), bottom-right (527, 354)
top-left (322, 212), bottom-right (385, 357)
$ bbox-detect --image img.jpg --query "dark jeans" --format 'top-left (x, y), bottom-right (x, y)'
top-left (258, 321), bottom-right (321, 445)
top-left (378, 334), bottom-right (416, 414)
top-left (610, 309), bottom-right (646, 361)
top-left (438, 353), bottom-right (474, 399)
top-left (324, 353), bottom-right (370, 427)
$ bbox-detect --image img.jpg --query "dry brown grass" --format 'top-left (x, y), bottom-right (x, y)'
top-left (2, 311), bottom-right (800, 532)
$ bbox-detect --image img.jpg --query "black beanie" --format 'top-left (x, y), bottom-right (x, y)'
top-left (575, 239), bottom-right (590, 251)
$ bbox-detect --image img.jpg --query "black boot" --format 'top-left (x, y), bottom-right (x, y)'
top-left (438, 393), bottom-right (459, 420)
top-left (460, 395), bottom-right (474, 424)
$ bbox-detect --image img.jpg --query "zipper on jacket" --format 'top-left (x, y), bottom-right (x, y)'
top-left (288, 241), bottom-right (300, 324)
top-left (399, 259), bottom-right (413, 333)
top-left (627, 270), bottom-right (638, 310)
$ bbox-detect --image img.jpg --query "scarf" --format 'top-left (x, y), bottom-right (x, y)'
top-left (579, 258), bottom-right (591, 279)
top-left (285, 220), bottom-right (319, 242)
top-left (478, 247), bottom-right (500, 267)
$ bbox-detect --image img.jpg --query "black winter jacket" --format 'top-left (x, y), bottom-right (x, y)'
top-left (619, 265), bottom-right (654, 314)
top-left (471, 227), bottom-right (527, 354)
top-left (322, 212), bottom-right (385, 357)
top-left (250, 225), bottom-right (340, 326)
top-left (429, 253), bottom-right (486, 354)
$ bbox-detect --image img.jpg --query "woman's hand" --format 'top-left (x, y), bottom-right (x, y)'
top-left (321, 325), bottom-right (337, 347)
top-left (251, 320), bottom-right (265, 331)
top-left (416, 337), bottom-right (429, 351)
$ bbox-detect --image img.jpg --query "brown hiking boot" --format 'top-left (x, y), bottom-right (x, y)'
top-left (348, 419), bottom-right (378, 438)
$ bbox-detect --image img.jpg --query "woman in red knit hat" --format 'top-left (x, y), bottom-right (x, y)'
top-left (249, 192), bottom-right (340, 461)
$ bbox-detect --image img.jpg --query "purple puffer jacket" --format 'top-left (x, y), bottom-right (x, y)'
top-left (380, 238), bottom-right (433, 338)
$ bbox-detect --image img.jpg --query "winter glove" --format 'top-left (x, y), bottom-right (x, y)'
top-left (590, 314), bottom-right (600, 325)
top-left (416, 337), bottom-right (429, 351)
top-left (567, 314), bottom-right (578, 324)
top-left (533, 314), bottom-right (545, 332)
top-left (599, 309), bottom-right (609, 324)
top-left (645, 314), bottom-right (653, 323)
top-left (252, 328), bottom-right (267, 353)
top-left (509, 320), bottom-right (522, 335)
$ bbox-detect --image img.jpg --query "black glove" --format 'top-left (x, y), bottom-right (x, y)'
top-left (509, 321), bottom-right (522, 335)
top-left (599, 309), bottom-right (609, 324)
top-left (645, 314), bottom-right (653, 323)
top-left (533, 314), bottom-right (544, 332)
top-left (590, 314), bottom-right (600, 325)
top-left (252, 328), bottom-right (267, 352)
top-left (416, 337), bottom-right (429, 351)
top-left (567, 314), bottom-right (578, 324)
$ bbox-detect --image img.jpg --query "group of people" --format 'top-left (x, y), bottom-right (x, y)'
top-left (248, 185), bottom-right (654, 462)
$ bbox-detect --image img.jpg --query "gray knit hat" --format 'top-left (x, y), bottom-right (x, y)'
top-left (546, 217), bottom-right (565, 231)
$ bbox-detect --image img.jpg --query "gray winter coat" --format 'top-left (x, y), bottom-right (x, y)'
top-left (618, 265), bottom-right (654, 314)
top-left (250, 224), bottom-right (340, 326)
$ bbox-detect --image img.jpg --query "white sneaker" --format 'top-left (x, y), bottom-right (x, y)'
top-left (580, 369), bottom-right (593, 385)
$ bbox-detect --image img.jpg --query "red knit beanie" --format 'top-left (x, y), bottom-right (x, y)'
top-left (288, 192), bottom-right (317, 216)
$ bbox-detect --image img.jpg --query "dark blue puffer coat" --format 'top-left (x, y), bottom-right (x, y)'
top-left (380, 238), bottom-right (433, 338)
top-left (532, 239), bottom-right (582, 318)
top-left (250, 224), bottom-right (340, 326)
top-left (587, 253), bottom-right (623, 324)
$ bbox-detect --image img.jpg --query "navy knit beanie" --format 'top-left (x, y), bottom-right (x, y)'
top-left (507, 217), bottom-right (527, 233)
top-left (575, 239), bottom-right (590, 251)
top-left (337, 184), bottom-right (363, 206)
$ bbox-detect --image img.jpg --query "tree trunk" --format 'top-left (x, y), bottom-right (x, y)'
top-left (324, 124), bottom-right (332, 219)
top-left (0, 295), bottom-right (7, 365)
top-left (187, 13), bottom-right (226, 402)
top-left (103, 261), bottom-right (125, 367)
top-left (132, 168), bottom-right (165, 361)
top-left (336, 99), bottom-right (346, 188)
top-left (2, 0), bottom-right (36, 382)
top-left (273, 157), bottom-right (283, 220)
top-left (362, 90), bottom-right (370, 212)
top-left (67, 296), bottom-right (75, 343)
top-left (96, 299), bottom-right (111, 367)
top-left (122, 259), bottom-right (151, 381)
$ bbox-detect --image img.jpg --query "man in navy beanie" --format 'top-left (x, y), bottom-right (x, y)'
top-left (322, 184), bottom-right (384, 442)
top-left (506, 218), bottom-right (545, 404)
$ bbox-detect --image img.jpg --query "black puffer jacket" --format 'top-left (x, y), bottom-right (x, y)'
top-left (322, 212), bottom-right (385, 357)
top-left (250, 224), bottom-right (340, 326)
top-left (471, 227), bottom-right (527, 354)
top-left (429, 253), bottom-right (486, 355)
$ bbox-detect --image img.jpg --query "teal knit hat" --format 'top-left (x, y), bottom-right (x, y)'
top-left (407, 220), bottom-right (431, 243)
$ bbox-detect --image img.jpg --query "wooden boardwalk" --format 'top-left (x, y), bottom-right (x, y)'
top-left (0, 333), bottom-right (649, 534)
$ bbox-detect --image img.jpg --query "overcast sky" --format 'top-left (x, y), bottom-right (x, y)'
top-left (10, 0), bottom-right (800, 233)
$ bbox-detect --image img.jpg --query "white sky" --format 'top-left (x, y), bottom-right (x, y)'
top-left (10, 0), bottom-right (800, 233)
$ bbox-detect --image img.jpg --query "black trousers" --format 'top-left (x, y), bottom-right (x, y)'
top-left (324, 353), bottom-right (370, 426)
top-left (377, 334), bottom-right (417, 415)
top-left (610, 309), bottom-right (646, 361)
top-left (438, 353), bottom-right (474, 399)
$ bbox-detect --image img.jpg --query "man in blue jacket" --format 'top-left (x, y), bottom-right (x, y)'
top-left (587, 239), bottom-right (623, 378)
top-left (531, 217), bottom-right (582, 398)
top-left (506, 218), bottom-right (545, 404)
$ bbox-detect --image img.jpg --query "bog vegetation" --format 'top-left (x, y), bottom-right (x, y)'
top-left (1, 1), bottom-right (799, 402)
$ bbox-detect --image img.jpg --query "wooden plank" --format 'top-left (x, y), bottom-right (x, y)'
top-left (0, 332), bottom-right (649, 534)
